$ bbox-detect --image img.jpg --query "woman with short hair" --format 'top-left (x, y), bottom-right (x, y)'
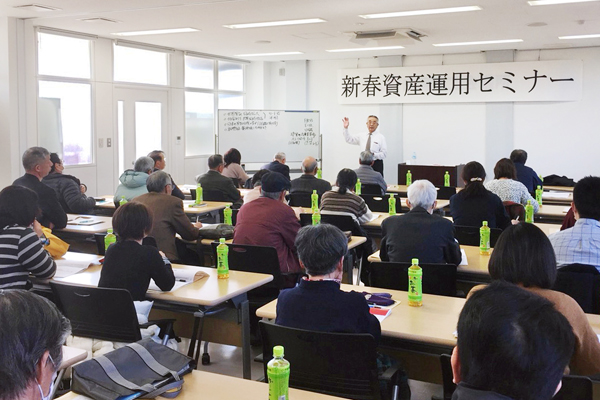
top-left (470, 222), bottom-right (600, 376)
top-left (99, 202), bottom-right (175, 300)
top-left (0, 290), bottom-right (71, 400)
top-left (449, 161), bottom-right (511, 229)
top-left (222, 148), bottom-right (250, 188)
top-left (0, 185), bottom-right (56, 289)
top-left (485, 157), bottom-right (539, 212)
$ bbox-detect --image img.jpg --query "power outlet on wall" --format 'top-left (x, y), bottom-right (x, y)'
top-left (107, 138), bottom-right (112, 147)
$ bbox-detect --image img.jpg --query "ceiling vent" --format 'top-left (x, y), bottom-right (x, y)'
top-left (80, 17), bottom-right (120, 23)
top-left (355, 30), bottom-right (397, 40)
top-left (346, 28), bottom-right (427, 46)
top-left (14, 4), bottom-right (61, 12)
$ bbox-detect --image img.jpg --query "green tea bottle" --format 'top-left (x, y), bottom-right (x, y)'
top-left (216, 238), bottom-right (229, 279)
top-left (312, 209), bottom-right (321, 225)
top-left (535, 185), bottom-right (543, 206)
top-left (406, 170), bottom-right (412, 186)
top-left (104, 228), bottom-right (116, 252)
top-left (408, 258), bottom-right (423, 307)
top-left (479, 221), bottom-right (490, 255)
top-left (311, 190), bottom-right (319, 212)
top-left (388, 193), bottom-right (397, 215)
top-left (267, 346), bottom-right (290, 400)
top-left (195, 183), bottom-right (203, 204)
top-left (223, 205), bottom-right (232, 225)
top-left (444, 171), bottom-right (450, 187)
top-left (355, 179), bottom-right (361, 195)
top-left (525, 200), bottom-right (534, 223)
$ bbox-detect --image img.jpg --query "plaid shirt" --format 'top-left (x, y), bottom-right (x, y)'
top-left (549, 218), bottom-right (600, 271)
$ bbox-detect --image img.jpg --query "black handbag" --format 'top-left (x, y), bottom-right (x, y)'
top-left (72, 338), bottom-right (194, 400)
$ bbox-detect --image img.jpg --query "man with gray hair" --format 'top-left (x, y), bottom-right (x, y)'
top-left (381, 179), bottom-right (461, 265)
top-left (262, 152), bottom-right (290, 180)
top-left (13, 147), bottom-right (67, 229)
top-left (134, 171), bottom-right (202, 261)
top-left (234, 171), bottom-right (301, 283)
top-left (113, 156), bottom-right (155, 206)
top-left (290, 156), bottom-right (331, 196)
top-left (196, 154), bottom-right (242, 207)
top-left (354, 151), bottom-right (387, 195)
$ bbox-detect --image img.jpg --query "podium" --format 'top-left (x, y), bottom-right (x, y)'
top-left (398, 163), bottom-right (465, 187)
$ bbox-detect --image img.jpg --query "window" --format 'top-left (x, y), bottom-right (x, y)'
top-left (114, 45), bottom-right (169, 85)
top-left (37, 31), bottom-right (93, 166)
top-left (184, 56), bottom-right (245, 156)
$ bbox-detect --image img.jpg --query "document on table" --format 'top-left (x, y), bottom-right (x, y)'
top-left (54, 259), bottom-right (94, 278)
top-left (563, 207), bottom-right (570, 213)
top-left (459, 249), bottom-right (468, 266)
top-left (543, 192), bottom-right (571, 199)
top-left (67, 216), bottom-right (102, 226)
top-left (148, 268), bottom-right (209, 292)
top-left (369, 301), bottom-right (400, 322)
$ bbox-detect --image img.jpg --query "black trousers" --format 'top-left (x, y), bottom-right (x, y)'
top-left (372, 159), bottom-right (384, 177)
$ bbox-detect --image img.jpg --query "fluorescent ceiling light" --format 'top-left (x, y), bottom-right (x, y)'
top-left (236, 51), bottom-right (304, 57)
top-left (433, 39), bottom-right (523, 47)
top-left (14, 4), bottom-right (60, 12)
top-left (559, 33), bottom-right (600, 39)
top-left (359, 6), bottom-right (481, 19)
top-left (112, 28), bottom-right (199, 36)
top-left (327, 46), bottom-right (404, 53)
top-left (528, 0), bottom-right (599, 5)
top-left (224, 18), bottom-right (326, 29)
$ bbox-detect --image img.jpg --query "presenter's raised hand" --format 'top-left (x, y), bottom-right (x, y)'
top-left (342, 117), bottom-right (349, 129)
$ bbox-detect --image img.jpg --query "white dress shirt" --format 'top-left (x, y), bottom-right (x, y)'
top-left (342, 128), bottom-right (387, 160)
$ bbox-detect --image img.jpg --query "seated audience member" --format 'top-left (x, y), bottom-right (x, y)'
top-left (196, 154), bottom-right (242, 208)
top-left (114, 156), bottom-right (155, 206)
top-left (381, 180), bottom-right (461, 265)
top-left (549, 176), bottom-right (600, 270)
top-left (485, 158), bottom-right (539, 212)
top-left (234, 171), bottom-right (302, 282)
top-left (99, 202), bottom-right (175, 300)
top-left (0, 185), bottom-right (56, 289)
top-left (134, 171), bottom-right (202, 262)
top-left (13, 147), bottom-right (67, 229)
top-left (244, 169), bottom-right (270, 205)
top-left (222, 148), bottom-right (250, 188)
top-left (290, 156), bottom-right (331, 196)
top-left (276, 224), bottom-right (380, 341)
top-left (449, 161), bottom-right (511, 229)
top-left (454, 281), bottom-right (575, 400)
top-left (262, 152), bottom-right (290, 180)
top-left (471, 222), bottom-right (600, 376)
top-left (320, 168), bottom-right (374, 224)
top-left (354, 151), bottom-right (387, 195)
top-left (561, 206), bottom-right (576, 230)
top-left (0, 290), bottom-right (71, 400)
top-left (510, 149), bottom-right (543, 193)
top-left (147, 150), bottom-right (185, 200)
top-left (43, 153), bottom-right (96, 214)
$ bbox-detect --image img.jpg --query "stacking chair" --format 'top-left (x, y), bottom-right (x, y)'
top-left (369, 261), bottom-right (457, 297)
top-left (435, 186), bottom-right (457, 200)
top-left (361, 183), bottom-right (384, 195)
top-left (289, 191), bottom-right (316, 207)
top-left (50, 282), bottom-right (174, 344)
top-left (361, 194), bottom-right (403, 213)
top-left (259, 321), bottom-right (404, 400)
top-left (453, 225), bottom-right (502, 247)
top-left (503, 201), bottom-right (525, 220)
top-left (553, 263), bottom-right (600, 314)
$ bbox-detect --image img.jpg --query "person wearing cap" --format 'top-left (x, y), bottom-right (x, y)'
top-left (234, 171), bottom-right (301, 284)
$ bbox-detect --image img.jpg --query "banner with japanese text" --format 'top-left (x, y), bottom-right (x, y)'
top-left (338, 60), bottom-right (582, 104)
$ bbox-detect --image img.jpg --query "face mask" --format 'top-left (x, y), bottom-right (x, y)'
top-left (35, 354), bottom-right (57, 400)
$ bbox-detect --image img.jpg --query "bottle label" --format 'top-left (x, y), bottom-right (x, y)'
top-left (268, 365), bottom-right (290, 400)
top-left (408, 273), bottom-right (422, 302)
top-left (480, 229), bottom-right (490, 252)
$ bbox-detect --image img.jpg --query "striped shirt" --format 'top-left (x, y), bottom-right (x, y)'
top-left (549, 218), bottom-right (600, 271)
top-left (320, 189), bottom-right (373, 224)
top-left (0, 225), bottom-right (56, 289)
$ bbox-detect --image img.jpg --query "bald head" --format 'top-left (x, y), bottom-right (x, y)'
top-left (301, 157), bottom-right (318, 175)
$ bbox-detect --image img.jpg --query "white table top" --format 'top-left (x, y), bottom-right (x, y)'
top-left (60, 214), bottom-right (112, 234)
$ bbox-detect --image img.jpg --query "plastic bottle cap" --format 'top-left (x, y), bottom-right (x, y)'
top-left (313, 190), bottom-right (317, 194)
top-left (445, 171), bottom-right (448, 173)
top-left (527, 200), bottom-right (531, 204)
top-left (219, 238), bottom-right (225, 243)
top-left (107, 228), bottom-right (113, 234)
top-left (412, 258), bottom-right (419, 265)
top-left (273, 345), bottom-right (284, 357)
top-left (357, 179), bottom-right (361, 182)
top-left (408, 170), bottom-right (411, 173)
top-left (482, 221), bottom-right (488, 226)
top-left (537, 185), bottom-right (541, 189)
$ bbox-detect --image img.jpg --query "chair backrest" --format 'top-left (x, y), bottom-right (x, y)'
top-left (289, 192), bottom-right (317, 208)
top-left (360, 194), bottom-right (403, 213)
top-left (554, 375), bottom-right (593, 400)
top-left (502, 201), bottom-right (525, 220)
top-left (369, 261), bottom-right (457, 297)
top-left (553, 263), bottom-right (600, 314)
top-left (50, 282), bottom-right (142, 343)
top-left (259, 321), bottom-right (381, 400)
top-left (190, 188), bottom-right (228, 202)
top-left (217, 208), bottom-right (239, 226)
top-left (435, 186), bottom-right (457, 200)
top-left (453, 225), bottom-right (502, 247)
top-left (361, 183), bottom-right (382, 195)
top-left (299, 213), bottom-right (365, 238)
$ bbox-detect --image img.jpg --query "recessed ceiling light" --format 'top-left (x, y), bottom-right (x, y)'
top-left (224, 18), bottom-right (326, 29)
top-left (359, 6), bottom-right (481, 19)
top-left (529, 0), bottom-right (599, 5)
top-left (326, 46), bottom-right (404, 53)
top-left (13, 4), bottom-right (60, 12)
top-left (559, 33), bottom-right (600, 39)
top-left (80, 17), bottom-right (120, 24)
top-left (433, 39), bottom-right (523, 47)
top-left (112, 27), bottom-right (199, 36)
top-left (235, 51), bottom-right (304, 57)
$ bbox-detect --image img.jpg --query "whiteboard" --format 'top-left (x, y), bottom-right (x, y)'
top-left (217, 109), bottom-right (320, 163)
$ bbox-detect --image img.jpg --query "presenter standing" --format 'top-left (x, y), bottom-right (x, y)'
top-left (342, 115), bottom-right (387, 177)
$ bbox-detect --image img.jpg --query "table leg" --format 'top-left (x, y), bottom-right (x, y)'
top-left (240, 298), bottom-right (251, 380)
top-left (342, 251), bottom-right (354, 284)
